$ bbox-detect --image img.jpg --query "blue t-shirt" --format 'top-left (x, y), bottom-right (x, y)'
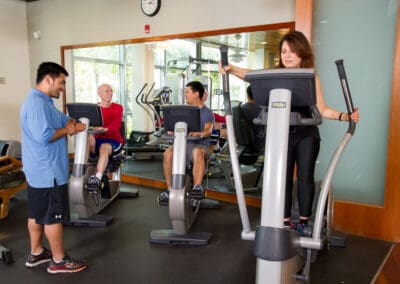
top-left (20, 88), bottom-right (70, 188)
top-left (188, 105), bottom-right (214, 147)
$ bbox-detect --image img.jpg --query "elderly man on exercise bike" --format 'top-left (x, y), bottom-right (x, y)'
top-left (86, 84), bottom-right (124, 198)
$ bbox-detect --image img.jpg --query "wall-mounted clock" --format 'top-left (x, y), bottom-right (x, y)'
top-left (141, 0), bottom-right (161, 17)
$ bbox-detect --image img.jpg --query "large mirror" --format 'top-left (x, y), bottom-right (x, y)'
top-left (62, 22), bottom-right (294, 198)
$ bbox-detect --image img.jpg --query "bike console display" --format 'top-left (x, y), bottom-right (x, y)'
top-left (162, 105), bottom-right (201, 132)
top-left (66, 103), bottom-right (104, 127)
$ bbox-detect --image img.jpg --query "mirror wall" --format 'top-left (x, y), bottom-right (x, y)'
top-left (62, 22), bottom-right (294, 197)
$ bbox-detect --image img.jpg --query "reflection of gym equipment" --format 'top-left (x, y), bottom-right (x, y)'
top-left (0, 140), bottom-right (22, 160)
top-left (0, 141), bottom-right (24, 264)
top-left (142, 84), bottom-right (172, 137)
top-left (67, 103), bottom-right (138, 227)
top-left (0, 155), bottom-right (21, 263)
top-left (0, 140), bottom-right (25, 219)
top-left (150, 105), bottom-right (219, 246)
top-left (214, 102), bottom-right (264, 192)
top-left (167, 56), bottom-right (217, 105)
top-left (127, 83), bottom-right (168, 160)
top-left (0, 156), bottom-right (26, 219)
top-left (221, 45), bottom-right (356, 283)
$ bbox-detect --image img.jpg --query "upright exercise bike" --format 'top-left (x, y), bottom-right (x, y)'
top-left (67, 103), bottom-right (139, 227)
top-left (220, 44), bottom-right (356, 283)
top-left (150, 105), bottom-right (219, 245)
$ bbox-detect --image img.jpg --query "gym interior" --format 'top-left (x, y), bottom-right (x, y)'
top-left (1, 0), bottom-right (400, 283)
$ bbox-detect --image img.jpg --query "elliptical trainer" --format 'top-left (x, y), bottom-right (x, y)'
top-left (220, 44), bottom-right (356, 283)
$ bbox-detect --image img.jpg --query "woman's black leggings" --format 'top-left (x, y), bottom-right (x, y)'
top-left (284, 136), bottom-right (320, 219)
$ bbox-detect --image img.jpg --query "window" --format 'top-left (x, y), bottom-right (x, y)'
top-left (72, 45), bottom-right (134, 134)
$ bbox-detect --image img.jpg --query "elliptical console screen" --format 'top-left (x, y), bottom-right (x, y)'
top-left (245, 68), bottom-right (316, 108)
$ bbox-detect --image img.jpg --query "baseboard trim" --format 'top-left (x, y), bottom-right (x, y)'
top-left (334, 200), bottom-right (399, 242)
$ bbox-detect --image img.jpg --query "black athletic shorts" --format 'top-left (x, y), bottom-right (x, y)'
top-left (27, 181), bottom-right (70, 225)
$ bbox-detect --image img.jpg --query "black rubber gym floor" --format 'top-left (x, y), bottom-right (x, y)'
top-left (0, 184), bottom-right (392, 284)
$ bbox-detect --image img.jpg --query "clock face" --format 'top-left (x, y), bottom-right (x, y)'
top-left (141, 0), bottom-right (161, 17)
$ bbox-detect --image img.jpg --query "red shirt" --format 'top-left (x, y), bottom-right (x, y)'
top-left (95, 103), bottom-right (124, 144)
top-left (214, 113), bottom-right (226, 123)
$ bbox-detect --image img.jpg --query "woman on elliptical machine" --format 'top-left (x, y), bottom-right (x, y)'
top-left (220, 30), bottom-right (360, 230)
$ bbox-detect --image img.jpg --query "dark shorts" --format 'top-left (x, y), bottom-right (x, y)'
top-left (186, 143), bottom-right (210, 163)
top-left (96, 138), bottom-right (123, 157)
top-left (27, 182), bottom-right (70, 225)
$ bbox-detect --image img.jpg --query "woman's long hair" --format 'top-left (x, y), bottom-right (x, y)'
top-left (278, 31), bottom-right (315, 68)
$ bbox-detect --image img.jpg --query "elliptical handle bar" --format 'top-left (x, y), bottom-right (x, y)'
top-left (335, 59), bottom-right (356, 135)
top-left (135, 83), bottom-right (148, 106)
top-left (220, 45), bottom-right (232, 115)
top-left (219, 44), bottom-right (253, 239)
top-left (142, 82), bottom-right (156, 104)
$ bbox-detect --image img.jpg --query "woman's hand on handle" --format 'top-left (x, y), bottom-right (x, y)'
top-left (218, 61), bottom-right (249, 80)
top-left (349, 107), bottom-right (360, 123)
top-left (338, 107), bottom-right (359, 123)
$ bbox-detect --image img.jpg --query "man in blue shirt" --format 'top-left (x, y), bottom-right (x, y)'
top-left (20, 62), bottom-right (87, 274)
top-left (159, 81), bottom-right (214, 203)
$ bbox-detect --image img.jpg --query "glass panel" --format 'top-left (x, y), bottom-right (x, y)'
top-left (313, 0), bottom-right (398, 205)
top-left (73, 45), bottom-right (119, 61)
top-left (125, 64), bottom-right (134, 136)
top-left (73, 60), bottom-right (120, 104)
top-left (153, 48), bottom-right (165, 66)
top-left (125, 44), bottom-right (135, 64)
